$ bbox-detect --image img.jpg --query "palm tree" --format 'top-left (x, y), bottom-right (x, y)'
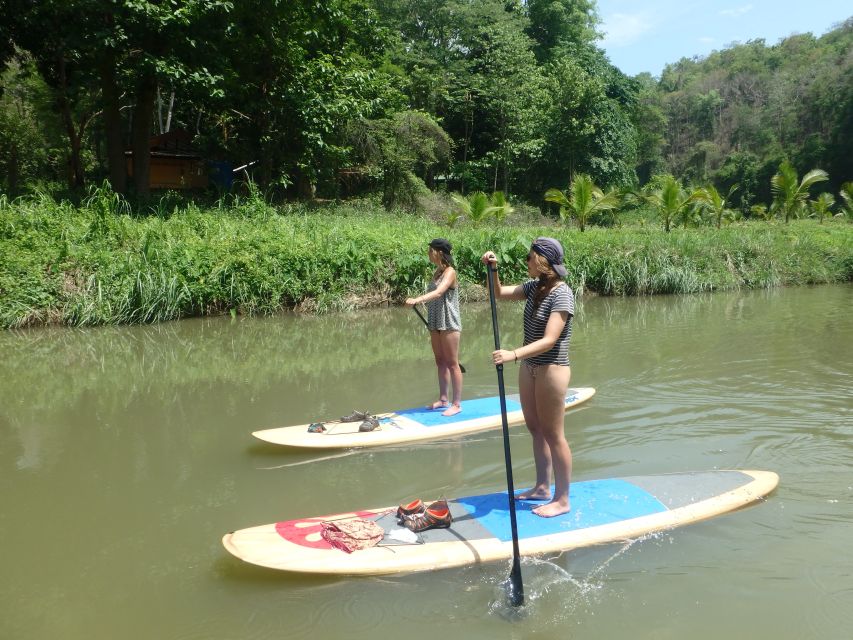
top-left (770, 161), bottom-right (829, 223)
top-left (489, 191), bottom-right (515, 223)
top-left (750, 203), bottom-right (772, 221)
top-left (695, 184), bottom-right (739, 229)
top-left (640, 174), bottom-right (700, 233)
top-left (441, 209), bottom-right (463, 228)
top-left (544, 174), bottom-right (619, 232)
top-left (450, 191), bottom-right (489, 224)
top-left (449, 191), bottom-right (513, 225)
top-left (810, 192), bottom-right (835, 224)
top-left (838, 182), bottom-right (853, 221)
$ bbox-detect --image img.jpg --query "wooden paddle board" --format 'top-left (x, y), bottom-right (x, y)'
top-left (252, 387), bottom-right (595, 449)
top-left (222, 469), bottom-right (778, 575)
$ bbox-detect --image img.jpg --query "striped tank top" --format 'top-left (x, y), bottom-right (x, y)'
top-left (521, 280), bottom-right (574, 366)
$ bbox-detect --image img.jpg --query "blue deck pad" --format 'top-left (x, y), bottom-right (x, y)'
top-left (394, 396), bottom-right (522, 427)
top-left (455, 479), bottom-right (669, 542)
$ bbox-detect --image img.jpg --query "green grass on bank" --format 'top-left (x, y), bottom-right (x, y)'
top-left (1, 193), bottom-right (851, 328)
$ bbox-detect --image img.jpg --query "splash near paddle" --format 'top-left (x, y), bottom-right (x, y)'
top-left (222, 469), bottom-right (779, 575)
top-left (251, 388), bottom-right (595, 449)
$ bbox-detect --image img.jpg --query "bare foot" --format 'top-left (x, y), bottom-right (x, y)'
top-left (515, 488), bottom-right (552, 501)
top-left (427, 400), bottom-right (449, 410)
top-left (441, 404), bottom-right (462, 417)
top-left (532, 501), bottom-right (571, 518)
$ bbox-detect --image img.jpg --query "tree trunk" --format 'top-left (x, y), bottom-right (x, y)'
top-left (295, 167), bottom-right (316, 199)
top-left (7, 142), bottom-right (19, 194)
top-left (165, 89), bottom-right (175, 133)
top-left (157, 86), bottom-right (164, 133)
top-left (98, 52), bottom-right (127, 194)
top-left (502, 148), bottom-right (509, 194)
top-left (67, 126), bottom-right (84, 188)
top-left (461, 91), bottom-right (473, 195)
top-left (56, 51), bottom-right (85, 189)
top-left (131, 73), bottom-right (157, 197)
top-left (156, 86), bottom-right (175, 133)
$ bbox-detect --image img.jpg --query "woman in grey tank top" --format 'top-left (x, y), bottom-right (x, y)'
top-left (405, 238), bottom-right (463, 417)
top-left (481, 237), bottom-right (574, 518)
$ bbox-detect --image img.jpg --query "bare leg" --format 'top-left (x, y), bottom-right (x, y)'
top-left (531, 365), bottom-right (572, 518)
top-left (515, 363), bottom-right (553, 500)
top-left (428, 331), bottom-right (449, 409)
top-left (440, 330), bottom-right (463, 416)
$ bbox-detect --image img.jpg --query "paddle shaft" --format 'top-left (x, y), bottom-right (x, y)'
top-left (486, 266), bottom-right (525, 607)
top-left (412, 305), bottom-right (466, 373)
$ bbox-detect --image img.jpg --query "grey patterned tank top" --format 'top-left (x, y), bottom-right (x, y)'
top-left (426, 276), bottom-right (461, 331)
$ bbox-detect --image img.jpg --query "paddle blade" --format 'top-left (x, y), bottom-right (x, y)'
top-left (505, 568), bottom-right (525, 607)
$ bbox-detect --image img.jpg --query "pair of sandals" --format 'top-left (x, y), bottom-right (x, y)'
top-left (340, 409), bottom-right (380, 432)
top-left (307, 410), bottom-right (380, 434)
top-left (395, 498), bottom-right (452, 532)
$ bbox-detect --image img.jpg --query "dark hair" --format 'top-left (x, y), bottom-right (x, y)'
top-left (530, 237), bottom-right (567, 277)
top-left (530, 253), bottom-right (559, 309)
top-left (429, 238), bottom-right (454, 266)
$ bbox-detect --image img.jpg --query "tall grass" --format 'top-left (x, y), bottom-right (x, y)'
top-left (1, 191), bottom-right (851, 328)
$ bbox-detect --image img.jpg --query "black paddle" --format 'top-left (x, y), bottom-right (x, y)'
top-left (412, 305), bottom-right (466, 373)
top-left (486, 265), bottom-right (525, 608)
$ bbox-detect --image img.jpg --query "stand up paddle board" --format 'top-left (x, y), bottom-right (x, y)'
top-left (253, 387), bottom-right (595, 449)
top-left (222, 469), bottom-right (778, 575)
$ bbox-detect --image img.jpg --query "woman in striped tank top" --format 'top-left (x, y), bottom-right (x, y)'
top-left (481, 237), bottom-right (574, 517)
top-left (406, 238), bottom-right (463, 417)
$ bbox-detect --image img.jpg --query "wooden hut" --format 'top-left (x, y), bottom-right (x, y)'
top-left (125, 129), bottom-right (208, 190)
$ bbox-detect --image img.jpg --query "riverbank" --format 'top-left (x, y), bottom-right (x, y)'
top-left (1, 195), bottom-right (851, 328)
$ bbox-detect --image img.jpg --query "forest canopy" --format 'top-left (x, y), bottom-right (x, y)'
top-left (0, 0), bottom-right (850, 213)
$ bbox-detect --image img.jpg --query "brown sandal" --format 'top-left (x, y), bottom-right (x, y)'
top-left (358, 416), bottom-right (380, 432)
top-left (402, 499), bottom-right (452, 532)
top-left (396, 499), bottom-right (425, 523)
top-left (340, 410), bottom-right (371, 423)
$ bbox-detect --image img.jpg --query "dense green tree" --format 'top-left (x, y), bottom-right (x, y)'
top-left (2, 0), bottom-right (103, 189)
top-left (0, 55), bottom-right (65, 193)
top-left (463, 3), bottom-right (547, 195)
top-left (805, 19), bottom-right (853, 191)
top-left (525, 0), bottom-right (600, 61)
top-left (371, 0), bottom-right (552, 198)
top-left (345, 110), bottom-right (451, 210)
top-left (212, 0), bottom-right (399, 197)
top-left (654, 21), bottom-right (851, 198)
top-left (2, 0), bottom-right (231, 194)
top-left (631, 73), bottom-right (667, 184)
top-left (540, 52), bottom-right (637, 192)
top-left (2, 0), bottom-right (848, 210)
